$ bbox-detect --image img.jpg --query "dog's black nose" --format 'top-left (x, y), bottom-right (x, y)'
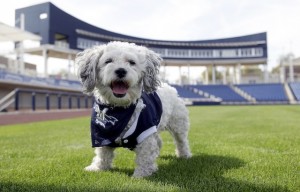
top-left (115, 68), bottom-right (127, 78)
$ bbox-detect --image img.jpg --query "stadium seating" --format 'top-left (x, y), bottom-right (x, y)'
top-left (188, 85), bottom-right (247, 102)
top-left (0, 70), bottom-right (82, 90)
top-left (289, 82), bottom-right (300, 101)
top-left (171, 85), bottom-right (205, 99)
top-left (1, 67), bottom-right (295, 106)
top-left (236, 83), bottom-right (288, 102)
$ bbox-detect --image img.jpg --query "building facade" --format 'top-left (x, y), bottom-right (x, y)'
top-left (15, 2), bottom-right (268, 84)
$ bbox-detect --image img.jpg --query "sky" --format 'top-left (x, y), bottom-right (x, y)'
top-left (0, 0), bottom-right (300, 82)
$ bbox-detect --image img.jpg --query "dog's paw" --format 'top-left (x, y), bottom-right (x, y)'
top-left (132, 166), bottom-right (158, 178)
top-left (176, 150), bottom-right (192, 159)
top-left (84, 165), bottom-right (101, 172)
top-left (180, 153), bottom-right (192, 159)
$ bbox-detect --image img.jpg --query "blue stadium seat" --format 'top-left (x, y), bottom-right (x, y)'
top-left (171, 85), bottom-right (205, 99)
top-left (237, 83), bottom-right (288, 102)
top-left (189, 85), bottom-right (247, 102)
top-left (289, 82), bottom-right (300, 101)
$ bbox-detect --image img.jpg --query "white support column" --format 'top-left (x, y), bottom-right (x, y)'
top-left (264, 63), bottom-right (269, 83)
top-left (236, 63), bottom-right (241, 84)
top-left (205, 66), bottom-right (209, 84)
top-left (222, 66), bottom-right (227, 84)
top-left (212, 64), bottom-right (216, 84)
top-left (17, 13), bottom-right (25, 74)
top-left (179, 66), bottom-right (182, 85)
top-left (231, 66), bottom-right (236, 84)
top-left (289, 55), bottom-right (294, 82)
top-left (8, 58), bottom-right (15, 72)
top-left (68, 54), bottom-right (72, 80)
top-left (43, 48), bottom-right (49, 78)
top-left (280, 63), bottom-right (285, 83)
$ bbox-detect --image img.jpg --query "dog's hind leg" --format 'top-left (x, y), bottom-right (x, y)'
top-left (133, 134), bottom-right (160, 177)
top-left (168, 107), bottom-right (192, 158)
top-left (171, 129), bottom-right (192, 158)
top-left (85, 147), bottom-right (115, 171)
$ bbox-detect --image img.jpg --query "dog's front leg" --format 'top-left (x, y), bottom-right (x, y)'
top-left (133, 134), bottom-right (160, 178)
top-left (85, 147), bottom-right (115, 171)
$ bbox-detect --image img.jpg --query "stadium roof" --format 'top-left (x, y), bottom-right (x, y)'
top-left (0, 22), bottom-right (41, 42)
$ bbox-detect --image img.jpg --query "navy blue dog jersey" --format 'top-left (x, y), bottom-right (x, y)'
top-left (90, 92), bottom-right (162, 149)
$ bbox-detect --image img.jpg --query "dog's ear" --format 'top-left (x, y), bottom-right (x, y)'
top-left (143, 49), bottom-right (162, 93)
top-left (75, 46), bottom-right (104, 94)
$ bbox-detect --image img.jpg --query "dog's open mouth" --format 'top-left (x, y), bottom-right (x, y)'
top-left (110, 80), bottom-right (129, 98)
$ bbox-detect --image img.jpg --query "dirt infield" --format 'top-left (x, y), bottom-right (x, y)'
top-left (0, 109), bottom-right (91, 126)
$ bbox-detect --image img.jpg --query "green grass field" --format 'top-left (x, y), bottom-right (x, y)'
top-left (0, 105), bottom-right (299, 192)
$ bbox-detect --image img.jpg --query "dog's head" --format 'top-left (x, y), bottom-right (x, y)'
top-left (75, 41), bottom-right (162, 107)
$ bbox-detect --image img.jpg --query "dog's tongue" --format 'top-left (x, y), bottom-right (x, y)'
top-left (111, 81), bottom-right (128, 95)
top-left (112, 86), bottom-right (127, 94)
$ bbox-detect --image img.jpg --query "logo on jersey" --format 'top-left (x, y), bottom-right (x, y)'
top-left (94, 104), bottom-right (118, 128)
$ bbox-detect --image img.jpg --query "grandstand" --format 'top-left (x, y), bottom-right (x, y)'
top-left (172, 83), bottom-right (298, 105)
top-left (289, 82), bottom-right (300, 101)
top-left (0, 2), bottom-right (300, 112)
top-left (172, 85), bottom-right (205, 99)
top-left (236, 83), bottom-right (288, 102)
top-left (0, 69), bottom-right (93, 112)
top-left (189, 85), bottom-right (247, 103)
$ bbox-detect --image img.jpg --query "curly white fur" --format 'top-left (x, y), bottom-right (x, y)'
top-left (76, 41), bottom-right (192, 178)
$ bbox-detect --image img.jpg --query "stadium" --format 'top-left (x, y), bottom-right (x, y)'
top-left (0, 2), bottom-right (299, 191)
top-left (0, 2), bottom-right (299, 112)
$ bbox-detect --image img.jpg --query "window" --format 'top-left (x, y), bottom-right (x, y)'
top-left (39, 13), bottom-right (48, 20)
top-left (54, 33), bottom-right (69, 48)
top-left (76, 38), bottom-right (106, 49)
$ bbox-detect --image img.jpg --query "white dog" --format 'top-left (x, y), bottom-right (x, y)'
top-left (75, 41), bottom-right (191, 178)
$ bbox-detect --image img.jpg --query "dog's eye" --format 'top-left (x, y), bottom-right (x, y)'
top-left (128, 60), bottom-right (136, 65)
top-left (105, 58), bottom-right (113, 64)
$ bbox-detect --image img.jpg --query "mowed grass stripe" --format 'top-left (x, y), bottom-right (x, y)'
top-left (0, 105), bottom-right (299, 192)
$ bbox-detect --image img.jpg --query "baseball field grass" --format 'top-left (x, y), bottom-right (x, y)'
top-left (0, 105), bottom-right (299, 192)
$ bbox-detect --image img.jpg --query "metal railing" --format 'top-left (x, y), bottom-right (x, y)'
top-left (0, 89), bottom-right (17, 112)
